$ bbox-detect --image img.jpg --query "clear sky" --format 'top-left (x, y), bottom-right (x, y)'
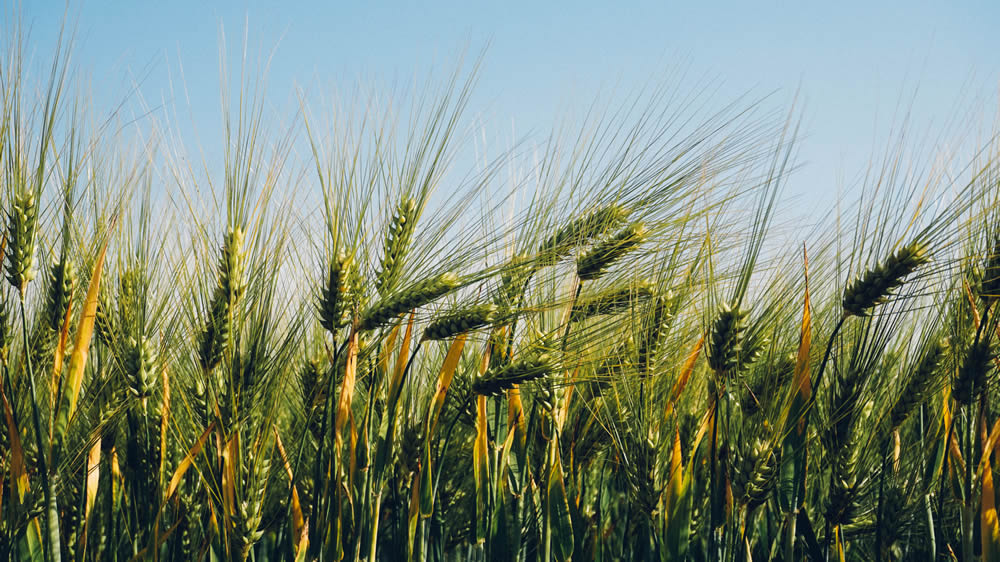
top-left (8, 1), bottom-right (1000, 213)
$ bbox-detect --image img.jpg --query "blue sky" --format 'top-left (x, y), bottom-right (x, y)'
top-left (9, 1), bottom-right (1000, 211)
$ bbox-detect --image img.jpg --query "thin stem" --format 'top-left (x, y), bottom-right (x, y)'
top-left (21, 296), bottom-right (60, 562)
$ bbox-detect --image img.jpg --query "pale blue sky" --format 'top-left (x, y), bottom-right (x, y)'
top-left (10, 1), bottom-right (1000, 210)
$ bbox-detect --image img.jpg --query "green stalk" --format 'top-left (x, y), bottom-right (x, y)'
top-left (21, 296), bottom-right (60, 562)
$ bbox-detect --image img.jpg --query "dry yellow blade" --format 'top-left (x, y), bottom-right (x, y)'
top-left (473, 394), bottom-right (489, 543)
top-left (80, 437), bottom-right (101, 557)
top-left (64, 230), bottom-right (113, 423)
top-left (983, 450), bottom-right (1000, 560)
top-left (379, 323), bottom-right (401, 376)
top-left (334, 330), bottom-right (359, 439)
top-left (978, 417), bottom-right (1000, 477)
top-left (49, 296), bottom-right (73, 407)
top-left (664, 426), bottom-right (684, 515)
top-left (664, 336), bottom-right (703, 422)
top-left (164, 421), bottom-right (216, 501)
top-left (272, 425), bottom-right (306, 553)
top-left (159, 364), bottom-right (170, 486)
top-left (222, 435), bottom-right (238, 519)
top-left (149, 421), bottom-right (215, 555)
top-left (388, 313), bottom-right (415, 402)
top-left (775, 245), bottom-right (812, 434)
top-left (407, 472), bottom-right (421, 558)
top-left (426, 333), bottom-right (467, 436)
top-left (507, 385), bottom-right (526, 444)
top-left (556, 366), bottom-right (579, 431)
top-left (1, 384), bottom-right (28, 501)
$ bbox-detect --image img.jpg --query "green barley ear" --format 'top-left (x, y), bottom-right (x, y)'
top-left (318, 250), bottom-right (353, 335)
top-left (742, 352), bottom-right (795, 416)
top-left (95, 288), bottom-right (117, 347)
top-left (952, 338), bottom-right (994, 406)
top-left (423, 303), bottom-right (498, 341)
top-left (360, 272), bottom-right (460, 331)
top-left (494, 253), bottom-right (533, 311)
top-left (705, 302), bottom-right (749, 376)
top-left (538, 204), bottom-right (627, 265)
top-left (576, 222), bottom-right (647, 280)
top-left (635, 294), bottom-right (671, 375)
top-left (198, 227), bottom-right (246, 371)
top-left (570, 280), bottom-right (653, 322)
top-left (731, 439), bottom-right (777, 507)
top-left (44, 255), bottom-right (76, 331)
top-left (472, 352), bottom-right (554, 396)
top-left (842, 241), bottom-right (929, 317)
top-left (219, 226), bottom-right (247, 303)
top-left (124, 335), bottom-right (157, 399)
top-left (376, 197), bottom-right (418, 296)
top-left (233, 449), bottom-right (270, 559)
top-left (889, 338), bottom-right (947, 430)
top-left (5, 189), bottom-right (39, 296)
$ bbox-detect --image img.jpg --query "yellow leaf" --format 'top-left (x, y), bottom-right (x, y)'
top-left (1, 383), bottom-right (28, 501)
top-left (334, 330), bottom-right (359, 440)
top-left (80, 437), bottom-right (101, 558)
top-left (48, 295), bottom-right (73, 407)
top-left (664, 336), bottom-right (703, 421)
top-left (426, 333), bottom-right (467, 436)
top-left (64, 230), bottom-right (112, 423)
top-left (982, 452), bottom-right (1000, 561)
top-left (387, 313), bottom-right (415, 405)
top-left (273, 426), bottom-right (306, 556)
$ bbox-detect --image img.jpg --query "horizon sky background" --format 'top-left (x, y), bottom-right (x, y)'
top-left (7, 1), bottom-right (1000, 219)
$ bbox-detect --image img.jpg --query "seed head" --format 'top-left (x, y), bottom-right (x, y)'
top-left (842, 241), bottom-right (929, 316)
top-left (125, 335), bottom-right (158, 399)
top-left (473, 352), bottom-right (554, 396)
top-left (706, 303), bottom-right (749, 376)
top-left (576, 222), bottom-right (647, 280)
top-left (538, 204), bottom-right (627, 265)
top-left (318, 250), bottom-right (354, 335)
top-left (5, 189), bottom-right (38, 296)
top-left (361, 272), bottom-right (461, 331)
top-left (376, 197), bottom-right (418, 296)
top-left (889, 338), bottom-right (947, 430)
top-left (570, 280), bottom-right (653, 322)
top-left (424, 303), bottom-right (498, 341)
top-left (952, 338), bottom-right (994, 406)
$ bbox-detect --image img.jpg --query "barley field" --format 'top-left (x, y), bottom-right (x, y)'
top-left (1, 23), bottom-right (1000, 562)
